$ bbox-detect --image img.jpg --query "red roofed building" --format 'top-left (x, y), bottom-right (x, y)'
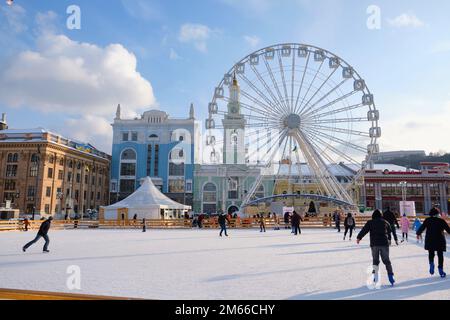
top-left (362, 162), bottom-right (449, 215)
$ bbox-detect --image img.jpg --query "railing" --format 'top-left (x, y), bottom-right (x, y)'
top-left (1, 216), bottom-right (448, 232)
top-left (0, 288), bottom-right (139, 300)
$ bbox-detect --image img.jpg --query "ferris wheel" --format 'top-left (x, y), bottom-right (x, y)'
top-left (205, 43), bottom-right (380, 207)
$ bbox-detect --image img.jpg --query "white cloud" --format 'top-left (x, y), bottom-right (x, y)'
top-left (178, 23), bottom-right (213, 52)
top-left (243, 35), bottom-right (261, 48)
top-left (35, 10), bottom-right (59, 34)
top-left (379, 102), bottom-right (450, 153)
top-left (169, 48), bottom-right (180, 60)
top-left (61, 115), bottom-right (113, 153)
top-left (0, 33), bottom-right (156, 117)
top-left (0, 3), bottom-right (27, 33)
top-left (388, 13), bottom-right (425, 28)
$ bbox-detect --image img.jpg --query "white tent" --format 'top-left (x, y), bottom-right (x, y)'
top-left (101, 177), bottom-right (191, 220)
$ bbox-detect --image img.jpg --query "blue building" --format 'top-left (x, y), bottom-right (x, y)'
top-left (110, 104), bottom-right (201, 206)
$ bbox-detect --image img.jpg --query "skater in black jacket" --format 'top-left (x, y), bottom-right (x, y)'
top-left (357, 210), bottom-right (395, 285)
top-left (343, 213), bottom-right (356, 241)
top-left (23, 217), bottom-right (53, 253)
top-left (292, 211), bottom-right (303, 235)
top-left (258, 214), bottom-right (266, 233)
top-left (416, 208), bottom-right (450, 278)
top-left (218, 213), bottom-right (229, 237)
top-left (383, 207), bottom-right (400, 245)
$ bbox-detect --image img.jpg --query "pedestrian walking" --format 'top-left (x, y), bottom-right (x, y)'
top-left (23, 217), bottom-right (53, 253)
top-left (343, 213), bottom-right (355, 241)
top-left (416, 208), bottom-right (450, 278)
top-left (218, 213), bottom-right (229, 237)
top-left (400, 214), bottom-right (410, 242)
top-left (273, 212), bottom-right (280, 230)
top-left (356, 210), bottom-right (395, 286)
top-left (383, 207), bottom-right (400, 245)
top-left (142, 218), bottom-right (146, 232)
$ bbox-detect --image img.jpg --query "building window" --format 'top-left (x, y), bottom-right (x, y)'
top-left (49, 156), bottom-right (54, 164)
top-left (121, 149), bottom-right (136, 160)
top-left (169, 179), bottom-right (185, 193)
top-left (186, 180), bottom-right (192, 193)
top-left (121, 163), bottom-right (136, 176)
top-left (45, 204), bottom-right (50, 214)
top-left (58, 170), bottom-right (63, 180)
top-left (59, 158), bottom-right (64, 166)
top-left (169, 163), bottom-right (184, 176)
top-left (122, 132), bottom-right (129, 141)
top-left (85, 175), bottom-right (88, 184)
top-left (7, 153), bottom-right (19, 163)
top-left (48, 168), bottom-right (53, 179)
top-left (92, 176), bottom-right (95, 185)
top-left (154, 145), bottom-right (159, 176)
top-left (147, 145), bottom-right (152, 176)
top-left (30, 164), bottom-right (38, 177)
top-left (27, 186), bottom-right (36, 199)
top-left (4, 179), bottom-right (15, 191)
top-left (131, 132), bottom-right (138, 141)
top-left (74, 190), bottom-right (79, 201)
top-left (68, 160), bottom-right (73, 168)
top-left (97, 192), bottom-right (100, 200)
top-left (76, 173), bottom-right (81, 183)
top-left (98, 177), bottom-right (102, 186)
top-left (67, 172), bottom-right (72, 182)
top-left (46, 187), bottom-right (51, 197)
top-left (120, 180), bottom-right (135, 194)
top-left (228, 178), bottom-right (238, 199)
top-left (203, 183), bottom-right (217, 203)
top-left (6, 165), bottom-right (18, 177)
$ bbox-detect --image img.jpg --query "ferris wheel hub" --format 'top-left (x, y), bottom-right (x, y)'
top-left (284, 113), bottom-right (301, 130)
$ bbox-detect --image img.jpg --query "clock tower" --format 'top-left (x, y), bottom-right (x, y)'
top-left (222, 74), bottom-right (246, 164)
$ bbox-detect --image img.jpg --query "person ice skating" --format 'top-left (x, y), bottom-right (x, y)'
top-left (284, 211), bottom-right (290, 229)
top-left (273, 212), bottom-right (280, 230)
top-left (400, 214), bottom-right (410, 242)
top-left (333, 210), bottom-right (341, 232)
top-left (23, 216), bottom-right (53, 253)
top-left (142, 218), bottom-right (146, 232)
top-left (343, 213), bottom-right (355, 241)
top-left (218, 213), bottom-right (229, 237)
top-left (357, 210), bottom-right (395, 286)
top-left (416, 208), bottom-right (450, 278)
top-left (292, 211), bottom-right (303, 235)
top-left (198, 214), bottom-right (204, 229)
top-left (383, 207), bottom-right (400, 245)
top-left (23, 218), bottom-right (30, 232)
top-left (258, 214), bottom-right (266, 233)
top-left (412, 217), bottom-right (423, 243)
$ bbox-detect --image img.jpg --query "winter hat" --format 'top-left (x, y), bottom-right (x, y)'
top-left (429, 208), bottom-right (440, 216)
top-left (403, 213), bottom-right (406, 217)
top-left (48, 216), bottom-right (53, 221)
top-left (372, 210), bottom-right (382, 219)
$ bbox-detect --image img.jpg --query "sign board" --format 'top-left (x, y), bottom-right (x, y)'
top-left (5, 200), bottom-right (11, 209)
top-left (400, 201), bottom-right (416, 216)
top-left (282, 207), bottom-right (294, 215)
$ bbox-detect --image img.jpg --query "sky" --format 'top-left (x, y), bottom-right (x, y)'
top-left (0, 0), bottom-right (449, 155)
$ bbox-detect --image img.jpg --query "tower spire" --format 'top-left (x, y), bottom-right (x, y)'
top-left (189, 103), bottom-right (195, 119)
top-left (115, 104), bottom-right (121, 120)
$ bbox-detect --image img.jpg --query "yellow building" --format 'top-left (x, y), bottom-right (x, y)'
top-left (0, 128), bottom-right (110, 219)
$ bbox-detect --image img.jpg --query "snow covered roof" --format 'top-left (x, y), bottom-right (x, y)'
top-left (276, 163), bottom-right (356, 177)
top-left (103, 177), bottom-right (191, 210)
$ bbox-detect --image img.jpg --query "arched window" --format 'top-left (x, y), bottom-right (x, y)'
top-left (121, 149), bottom-right (136, 160)
top-left (7, 153), bottom-right (18, 163)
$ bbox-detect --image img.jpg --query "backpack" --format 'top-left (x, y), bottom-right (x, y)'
top-left (347, 217), bottom-right (354, 226)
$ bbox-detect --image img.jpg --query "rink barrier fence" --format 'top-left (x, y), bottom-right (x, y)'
top-left (0, 288), bottom-right (141, 300)
top-left (1, 216), bottom-right (448, 232)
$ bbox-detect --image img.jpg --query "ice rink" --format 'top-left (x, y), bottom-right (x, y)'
top-left (0, 228), bottom-right (449, 300)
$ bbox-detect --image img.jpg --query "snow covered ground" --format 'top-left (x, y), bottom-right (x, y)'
top-left (0, 228), bottom-right (449, 300)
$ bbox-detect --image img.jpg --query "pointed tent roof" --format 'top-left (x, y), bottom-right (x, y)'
top-left (104, 177), bottom-right (191, 210)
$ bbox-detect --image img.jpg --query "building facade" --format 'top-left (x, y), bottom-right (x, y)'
top-left (362, 162), bottom-right (450, 215)
top-left (0, 128), bottom-right (110, 218)
top-left (110, 105), bottom-right (201, 206)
